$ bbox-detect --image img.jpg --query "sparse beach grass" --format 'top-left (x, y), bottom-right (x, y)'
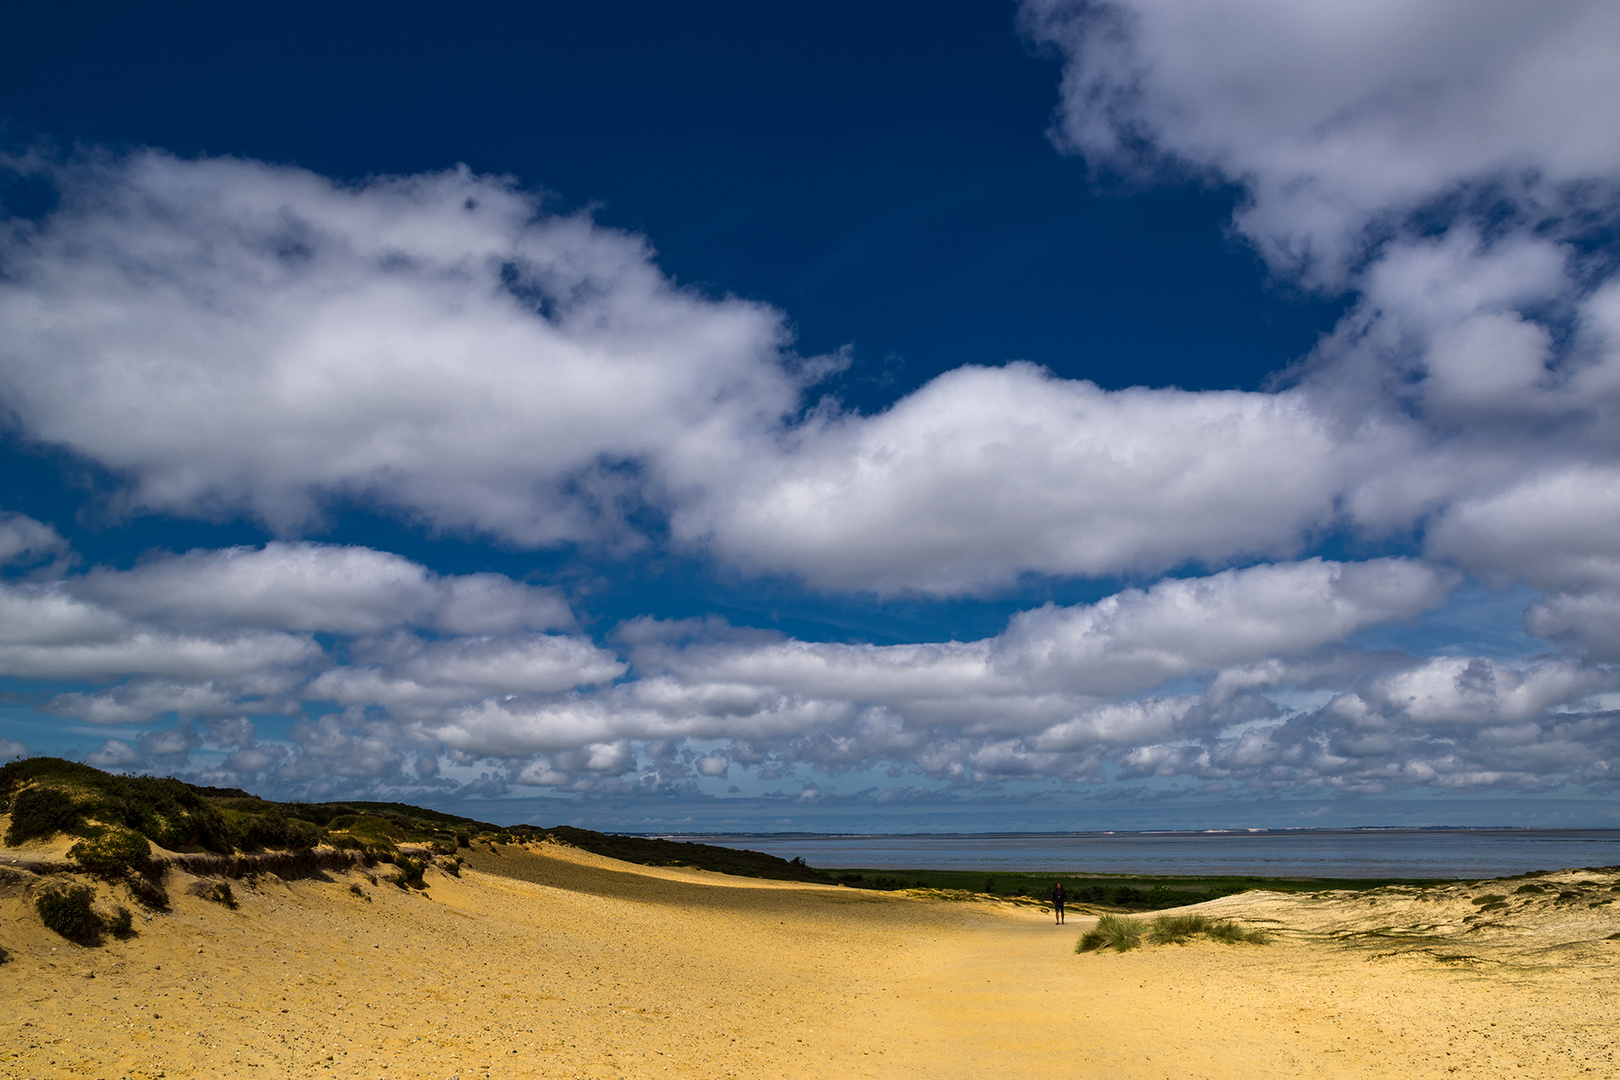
top-left (1077, 913), bottom-right (1144, 951)
top-left (1078, 912), bottom-right (1270, 952)
top-left (1147, 913), bottom-right (1270, 945)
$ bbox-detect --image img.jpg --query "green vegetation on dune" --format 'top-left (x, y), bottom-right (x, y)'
top-left (0, 758), bottom-right (831, 887)
top-left (1, 757), bottom-right (231, 853)
top-left (0, 758), bottom-right (1482, 909)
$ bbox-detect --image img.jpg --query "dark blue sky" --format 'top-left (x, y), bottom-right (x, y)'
top-left (1, 0), bottom-right (1340, 403)
top-left (0, 0), bottom-right (1344, 641)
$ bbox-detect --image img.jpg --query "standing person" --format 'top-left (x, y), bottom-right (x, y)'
top-left (1052, 882), bottom-right (1066, 925)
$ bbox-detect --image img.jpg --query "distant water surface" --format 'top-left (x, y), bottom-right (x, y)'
top-left (663, 829), bottom-right (1620, 879)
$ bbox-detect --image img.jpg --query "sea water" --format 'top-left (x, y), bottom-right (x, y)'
top-left (667, 829), bottom-right (1620, 879)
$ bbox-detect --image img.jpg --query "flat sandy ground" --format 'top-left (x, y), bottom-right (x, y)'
top-left (2, 838), bottom-right (1617, 1079)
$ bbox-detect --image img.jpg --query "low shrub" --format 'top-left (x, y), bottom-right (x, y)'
top-left (393, 856), bottom-right (426, 890)
top-left (68, 828), bottom-right (154, 879)
top-left (204, 882), bottom-right (239, 910)
top-left (1077, 913), bottom-right (1143, 952)
top-left (36, 882), bottom-right (105, 945)
top-left (6, 786), bottom-right (83, 844)
top-left (123, 867), bottom-right (171, 912)
top-left (108, 905), bottom-right (136, 940)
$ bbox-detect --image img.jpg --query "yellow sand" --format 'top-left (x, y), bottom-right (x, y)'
top-left (2, 841), bottom-right (1616, 1079)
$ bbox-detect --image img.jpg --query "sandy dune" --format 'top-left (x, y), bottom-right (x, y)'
top-left (2, 841), bottom-right (1616, 1079)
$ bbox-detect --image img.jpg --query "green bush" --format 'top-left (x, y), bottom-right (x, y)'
top-left (129, 776), bottom-right (233, 853)
top-left (68, 828), bottom-right (154, 879)
top-left (6, 786), bottom-right (84, 844)
top-left (327, 814), bottom-right (406, 848)
top-left (0, 758), bottom-right (107, 803)
top-left (229, 812), bottom-right (322, 851)
top-left (1077, 913), bottom-right (1143, 952)
top-left (108, 905), bottom-right (136, 940)
top-left (36, 883), bottom-right (105, 945)
top-left (393, 856), bottom-right (426, 890)
top-left (0, 761), bottom-right (235, 854)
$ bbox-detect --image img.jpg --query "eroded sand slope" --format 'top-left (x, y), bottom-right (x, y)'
top-left (2, 841), bottom-right (1616, 1079)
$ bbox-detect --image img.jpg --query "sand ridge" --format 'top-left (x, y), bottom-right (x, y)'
top-left (2, 841), bottom-right (1617, 1078)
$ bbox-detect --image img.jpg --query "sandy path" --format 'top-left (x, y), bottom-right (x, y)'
top-left (2, 843), bottom-right (1615, 1079)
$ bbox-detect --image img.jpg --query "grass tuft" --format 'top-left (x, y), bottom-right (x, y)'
top-left (1147, 914), bottom-right (1210, 944)
top-left (1077, 913), bottom-right (1143, 952)
top-left (1146, 913), bottom-right (1270, 945)
top-left (1203, 919), bottom-right (1271, 945)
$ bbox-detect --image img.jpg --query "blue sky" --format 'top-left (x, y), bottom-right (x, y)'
top-left (2, 1), bottom-right (1619, 831)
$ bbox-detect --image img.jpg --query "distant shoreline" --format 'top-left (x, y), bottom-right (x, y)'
top-left (645, 826), bottom-right (1620, 839)
top-left (640, 826), bottom-right (1620, 881)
